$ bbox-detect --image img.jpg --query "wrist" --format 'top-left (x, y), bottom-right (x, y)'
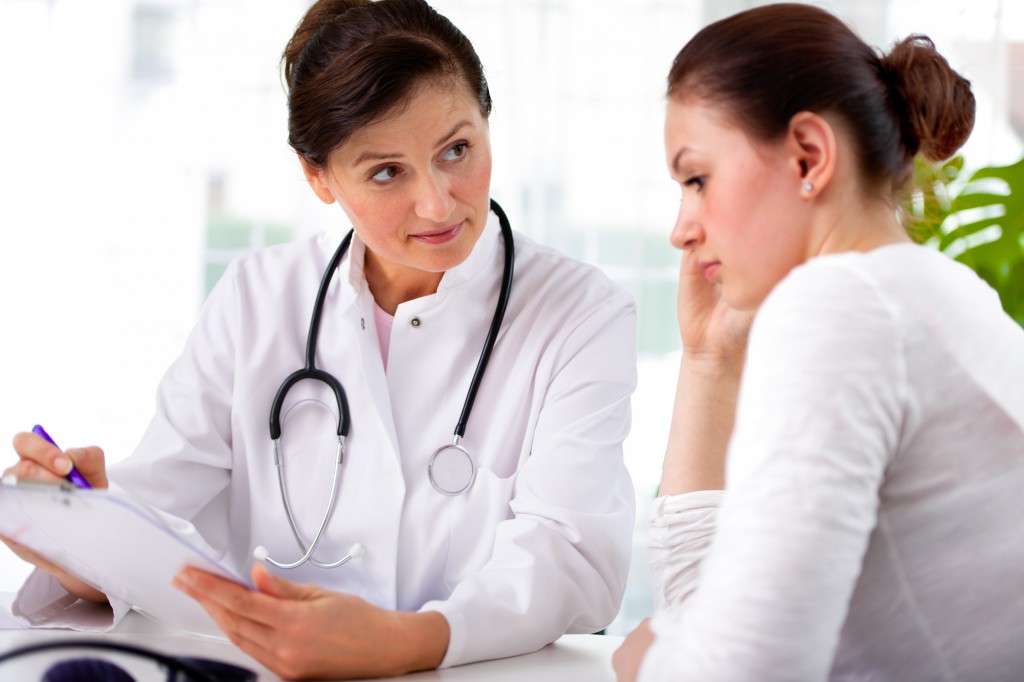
top-left (681, 348), bottom-right (746, 380)
top-left (388, 609), bottom-right (450, 675)
top-left (659, 351), bottom-right (745, 496)
top-left (58, 574), bottom-right (108, 603)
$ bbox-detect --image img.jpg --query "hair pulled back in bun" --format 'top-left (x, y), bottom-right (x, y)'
top-left (667, 3), bottom-right (975, 192)
top-left (879, 35), bottom-right (975, 163)
top-left (282, 0), bottom-right (491, 169)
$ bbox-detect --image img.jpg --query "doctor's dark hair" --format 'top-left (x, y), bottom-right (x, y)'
top-left (667, 3), bottom-right (975, 192)
top-left (282, 0), bottom-right (492, 170)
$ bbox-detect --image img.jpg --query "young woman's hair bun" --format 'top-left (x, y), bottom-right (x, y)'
top-left (879, 35), bottom-right (975, 162)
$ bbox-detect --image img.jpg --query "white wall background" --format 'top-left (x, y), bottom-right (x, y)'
top-left (1, 0), bottom-right (1020, 634)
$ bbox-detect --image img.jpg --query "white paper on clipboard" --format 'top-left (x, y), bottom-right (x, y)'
top-left (0, 479), bottom-right (251, 639)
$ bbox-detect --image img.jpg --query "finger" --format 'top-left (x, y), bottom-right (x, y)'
top-left (65, 446), bottom-right (108, 488)
top-left (215, 625), bottom-right (281, 676)
top-left (251, 562), bottom-right (279, 595)
top-left (10, 434), bottom-right (107, 488)
top-left (1, 535), bottom-right (44, 565)
top-left (6, 459), bottom-right (65, 483)
top-left (175, 571), bottom-right (309, 677)
top-left (679, 247), bottom-right (704, 278)
top-left (251, 562), bottom-right (317, 601)
top-left (175, 567), bottom-right (285, 629)
top-left (1, 535), bottom-right (64, 575)
top-left (11, 431), bottom-right (72, 478)
top-left (182, 579), bottom-right (276, 646)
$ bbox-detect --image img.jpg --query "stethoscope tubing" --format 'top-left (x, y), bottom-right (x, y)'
top-left (454, 198), bottom-right (514, 439)
top-left (268, 230), bottom-right (354, 441)
top-left (264, 199), bottom-right (514, 568)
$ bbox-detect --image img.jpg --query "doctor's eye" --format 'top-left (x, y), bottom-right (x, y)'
top-left (370, 165), bottom-right (402, 183)
top-left (440, 142), bottom-right (469, 162)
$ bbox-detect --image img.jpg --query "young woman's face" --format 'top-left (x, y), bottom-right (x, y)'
top-left (664, 98), bottom-right (810, 310)
top-left (305, 82), bottom-right (492, 284)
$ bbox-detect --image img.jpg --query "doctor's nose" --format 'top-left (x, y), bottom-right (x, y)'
top-left (413, 171), bottom-right (457, 223)
top-left (670, 203), bottom-right (703, 251)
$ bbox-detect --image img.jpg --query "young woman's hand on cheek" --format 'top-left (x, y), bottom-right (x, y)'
top-left (660, 249), bottom-right (754, 495)
top-left (174, 563), bottom-right (450, 680)
top-left (612, 618), bottom-right (655, 682)
top-left (676, 248), bottom-right (753, 371)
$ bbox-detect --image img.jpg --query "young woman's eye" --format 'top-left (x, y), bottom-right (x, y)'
top-left (684, 175), bottom-right (705, 191)
top-left (441, 142), bottom-right (468, 162)
top-left (370, 165), bottom-right (401, 183)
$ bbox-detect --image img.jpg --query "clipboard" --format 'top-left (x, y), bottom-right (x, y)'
top-left (0, 478), bottom-right (251, 639)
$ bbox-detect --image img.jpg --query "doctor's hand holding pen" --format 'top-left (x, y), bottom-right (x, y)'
top-left (2, 423), bottom-right (452, 678)
top-left (2, 429), bottom-right (110, 603)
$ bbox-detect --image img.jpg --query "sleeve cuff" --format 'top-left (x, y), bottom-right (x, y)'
top-left (10, 569), bottom-right (132, 632)
top-left (648, 491), bottom-right (723, 610)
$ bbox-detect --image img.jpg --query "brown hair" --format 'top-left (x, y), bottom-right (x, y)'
top-left (282, 0), bottom-right (492, 169)
top-left (667, 3), bottom-right (975, 191)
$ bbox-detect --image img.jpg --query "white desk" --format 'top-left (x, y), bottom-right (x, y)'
top-left (0, 598), bottom-right (622, 681)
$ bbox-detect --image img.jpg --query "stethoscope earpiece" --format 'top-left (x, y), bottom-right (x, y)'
top-left (262, 199), bottom-right (514, 569)
top-left (255, 542), bottom-right (365, 568)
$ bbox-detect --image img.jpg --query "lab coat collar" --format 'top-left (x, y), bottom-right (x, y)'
top-left (437, 208), bottom-right (501, 292)
top-left (337, 206), bottom-right (503, 296)
top-left (343, 230), bottom-right (370, 294)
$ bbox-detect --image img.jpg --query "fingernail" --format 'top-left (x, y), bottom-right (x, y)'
top-left (54, 456), bottom-right (72, 474)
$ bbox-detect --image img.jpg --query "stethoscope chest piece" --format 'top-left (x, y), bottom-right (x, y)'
top-left (428, 439), bottom-right (476, 496)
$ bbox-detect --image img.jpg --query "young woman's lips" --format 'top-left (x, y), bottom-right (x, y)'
top-left (411, 222), bottom-right (463, 245)
top-left (701, 261), bottom-right (721, 281)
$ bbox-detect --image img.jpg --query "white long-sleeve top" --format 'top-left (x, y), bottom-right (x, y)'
top-left (643, 245), bottom-right (1024, 681)
top-left (13, 210), bottom-right (638, 667)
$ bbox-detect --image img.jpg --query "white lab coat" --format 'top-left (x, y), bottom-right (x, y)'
top-left (13, 210), bottom-right (638, 667)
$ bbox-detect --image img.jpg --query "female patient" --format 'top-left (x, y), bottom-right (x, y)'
top-left (615, 4), bottom-right (1024, 680)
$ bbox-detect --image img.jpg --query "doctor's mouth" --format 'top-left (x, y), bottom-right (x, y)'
top-left (411, 222), bottom-right (464, 245)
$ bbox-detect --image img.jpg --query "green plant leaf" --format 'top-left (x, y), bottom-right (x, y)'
top-left (905, 156), bottom-right (963, 243)
top-left (941, 157), bottom-right (1024, 322)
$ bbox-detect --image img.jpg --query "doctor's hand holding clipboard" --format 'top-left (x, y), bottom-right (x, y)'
top-left (2, 429), bottom-right (109, 605)
top-left (2, 0), bottom-right (638, 679)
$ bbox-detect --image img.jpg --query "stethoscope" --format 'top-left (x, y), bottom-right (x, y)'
top-left (255, 199), bottom-right (514, 570)
top-left (0, 639), bottom-right (255, 681)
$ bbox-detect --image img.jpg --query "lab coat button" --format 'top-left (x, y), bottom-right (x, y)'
top-left (410, 317), bottom-right (421, 328)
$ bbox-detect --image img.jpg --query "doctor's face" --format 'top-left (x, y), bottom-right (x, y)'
top-left (302, 81), bottom-right (492, 286)
top-left (664, 97), bottom-right (809, 310)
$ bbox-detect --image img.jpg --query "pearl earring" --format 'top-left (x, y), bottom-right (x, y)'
top-left (802, 181), bottom-right (814, 193)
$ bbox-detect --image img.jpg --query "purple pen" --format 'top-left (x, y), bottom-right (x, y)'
top-left (31, 424), bottom-right (92, 489)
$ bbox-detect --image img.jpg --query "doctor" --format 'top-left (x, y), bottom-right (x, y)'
top-left (2, 0), bottom-right (637, 678)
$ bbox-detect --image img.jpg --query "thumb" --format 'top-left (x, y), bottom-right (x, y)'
top-left (251, 562), bottom-right (317, 600)
top-left (66, 446), bottom-right (108, 488)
